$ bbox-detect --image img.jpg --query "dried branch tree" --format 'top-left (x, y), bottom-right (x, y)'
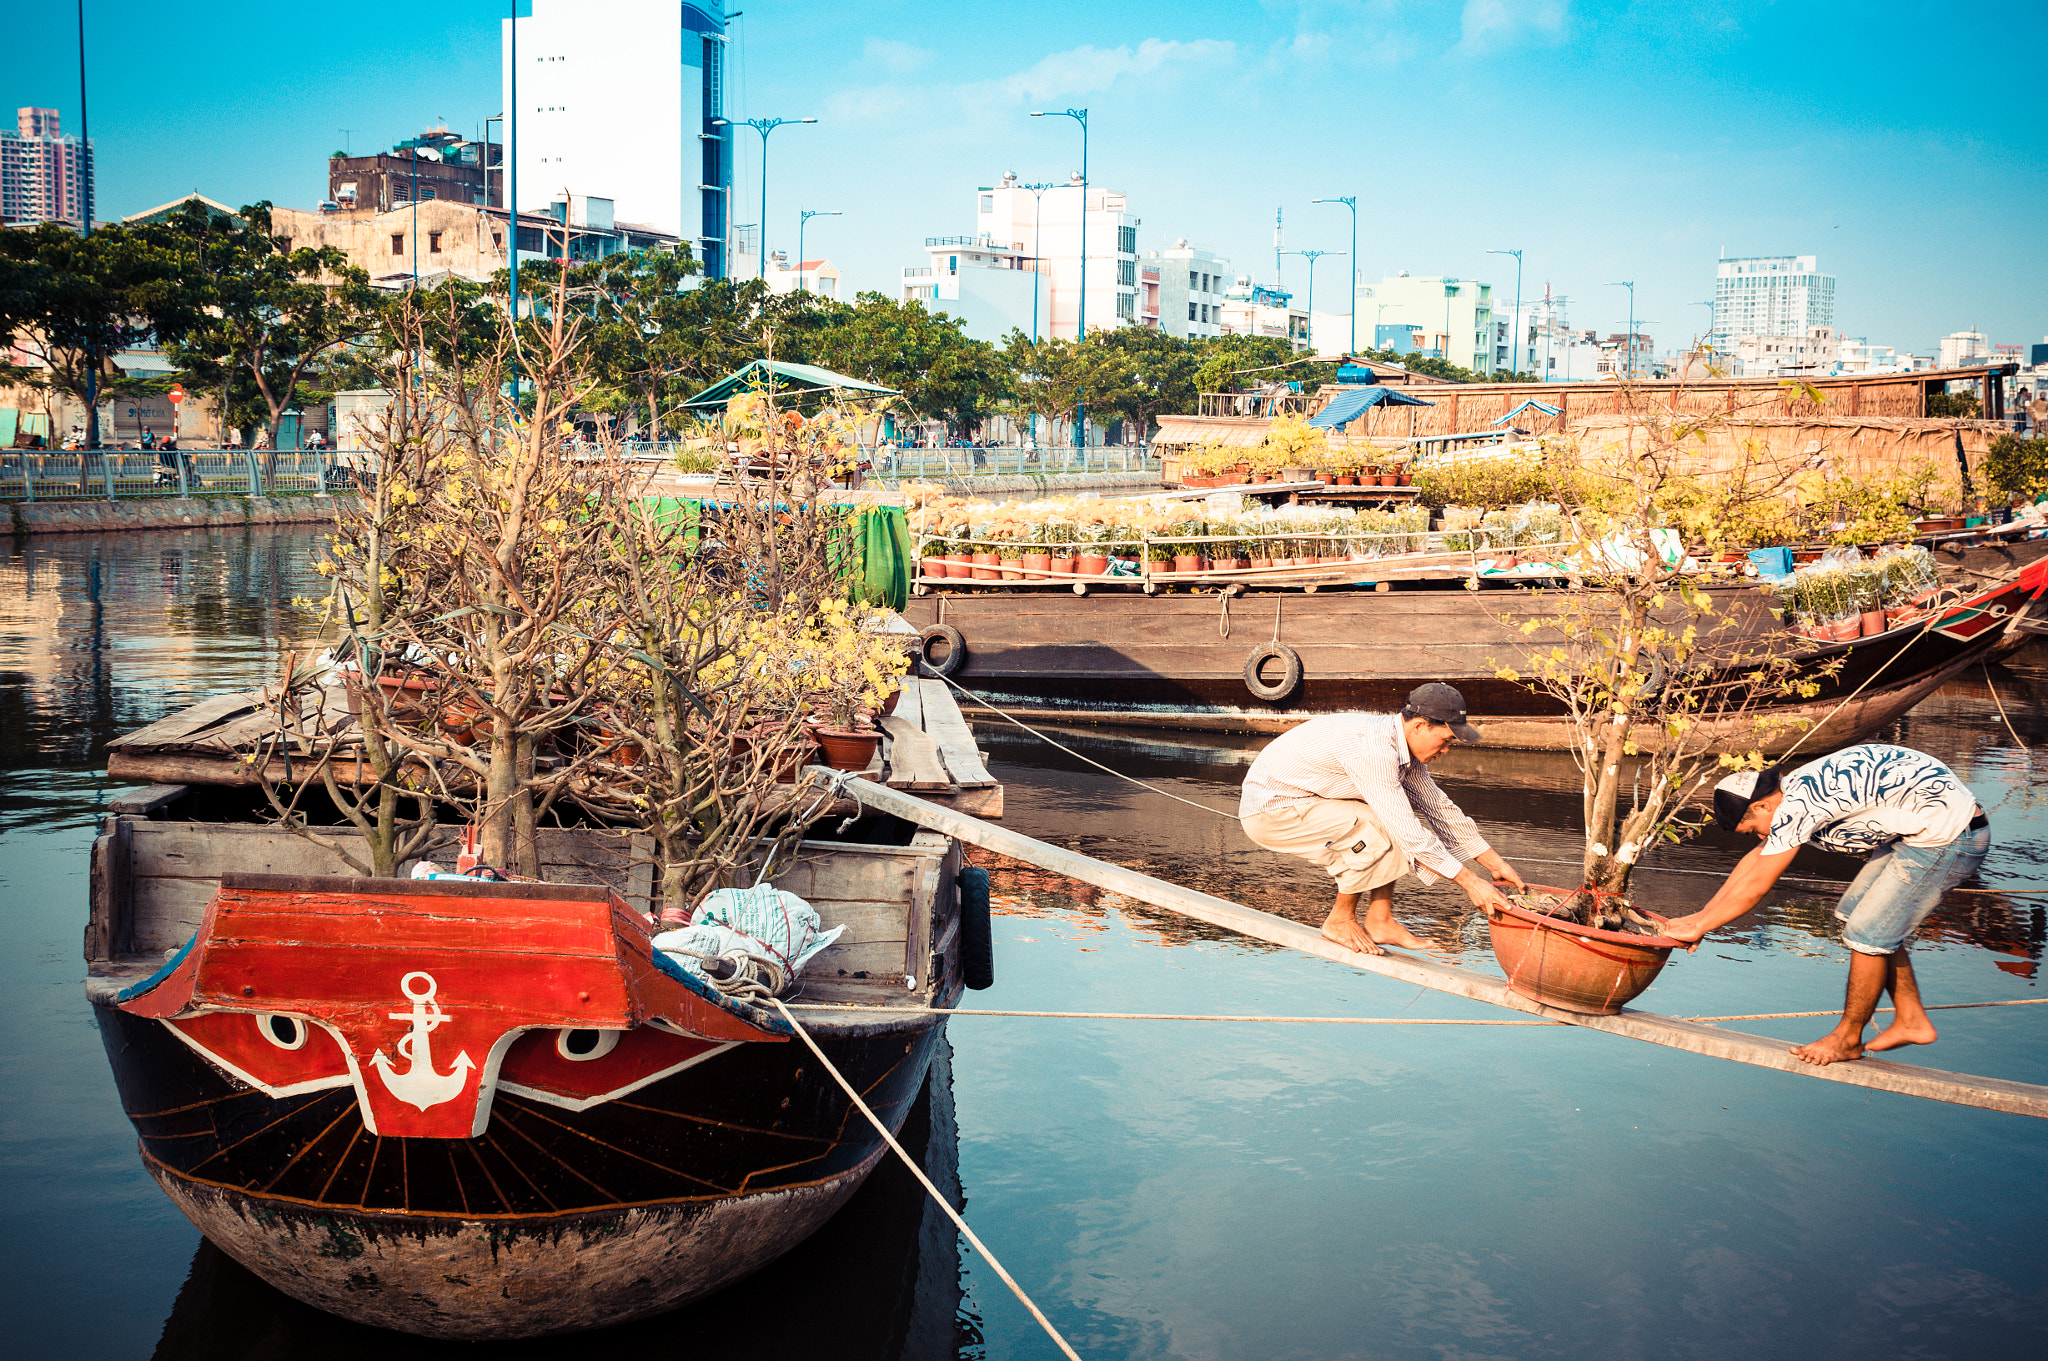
top-left (1496, 378), bottom-right (1841, 926)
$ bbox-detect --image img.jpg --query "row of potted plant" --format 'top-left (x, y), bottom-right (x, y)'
top-left (1776, 546), bottom-right (1943, 641)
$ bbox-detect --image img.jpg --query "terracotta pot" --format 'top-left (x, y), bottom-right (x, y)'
top-left (1335, 475), bottom-right (1357, 486)
top-left (1377, 473), bottom-right (1398, 487)
top-left (1226, 557), bottom-right (1251, 571)
top-left (738, 728), bottom-right (815, 782)
top-left (1173, 554), bottom-right (1203, 574)
top-left (1860, 609), bottom-right (1889, 637)
top-left (1315, 473), bottom-right (1333, 484)
top-left (880, 685), bottom-right (903, 717)
top-left (1234, 462), bottom-right (1252, 474)
top-left (1829, 618), bottom-right (1863, 642)
top-left (1252, 473), bottom-right (1272, 484)
top-left (1885, 607), bottom-right (1916, 627)
top-left (944, 556), bottom-right (973, 578)
top-left (919, 557), bottom-right (946, 579)
top-left (1488, 891), bottom-right (1678, 1016)
top-left (1076, 553), bottom-right (1111, 578)
top-left (815, 727), bottom-right (882, 771)
top-left (1397, 471), bottom-right (1413, 486)
top-left (998, 557), bottom-right (1025, 581)
top-left (971, 551), bottom-right (1000, 580)
top-left (1049, 554), bottom-right (1079, 578)
top-left (1021, 552), bottom-right (1052, 580)
top-left (1249, 557), bottom-right (1273, 569)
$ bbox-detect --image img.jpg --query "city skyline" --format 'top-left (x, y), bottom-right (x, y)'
top-left (9, 0), bottom-right (2045, 359)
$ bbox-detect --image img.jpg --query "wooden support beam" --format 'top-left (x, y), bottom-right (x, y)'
top-left (829, 774), bottom-right (2048, 1121)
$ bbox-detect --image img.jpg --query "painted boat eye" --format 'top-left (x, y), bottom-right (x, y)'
top-left (556, 1029), bottom-right (620, 1062)
top-left (259, 1013), bottom-right (307, 1051)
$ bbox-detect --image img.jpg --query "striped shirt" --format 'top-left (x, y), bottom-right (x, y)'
top-left (1239, 712), bottom-right (1491, 884)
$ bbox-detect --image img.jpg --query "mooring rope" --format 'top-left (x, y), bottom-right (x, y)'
top-left (769, 998), bottom-right (1087, 1361)
top-left (1507, 854), bottom-right (2048, 896)
top-left (785, 1004), bottom-right (1558, 1026)
top-left (1982, 660), bottom-right (2032, 753)
top-left (1687, 997), bottom-right (2048, 1023)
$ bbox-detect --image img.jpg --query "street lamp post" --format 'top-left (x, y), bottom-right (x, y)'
top-left (797, 209), bottom-right (840, 292)
top-left (1311, 196), bottom-right (1357, 354)
top-left (1488, 248), bottom-right (1522, 377)
top-left (1691, 299), bottom-right (1715, 351)
top-left (77, 0), bottom-right (100, 449)
top-left (713, 115), bottom-right (818, 280)
top-left (1282, 249), bottom-right (1345, 354)
top-left (1606, 280), bottom-right (1637, 377)
top-left (393, 138), bottom-right (429, 285)
top-left (508, 0), bottom-right (519, 401)
top-left (1030, 108), bottom-right (1087, 446)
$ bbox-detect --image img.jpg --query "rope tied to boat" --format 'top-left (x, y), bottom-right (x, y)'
top-left (769, 998), bottom-right (1087, 1361)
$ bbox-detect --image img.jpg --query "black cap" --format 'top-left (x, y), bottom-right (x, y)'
top-left (1712, 766), bottom-right (1782, 832)
top-left (1403, 683), bottom-right (1482, 744)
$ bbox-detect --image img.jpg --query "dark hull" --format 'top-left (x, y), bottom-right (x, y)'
top-left (97, 1000), bottom-right (950, 1340)
top-left (904, 567), bottom-right (2044, 748)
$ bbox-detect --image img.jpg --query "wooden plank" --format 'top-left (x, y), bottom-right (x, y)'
top-left (105, 689), bottom-right (266, 749)
top-left (893, 674), bottom-right (926, 731)
top-left (835, 776), bottom-right (2048, 1121)
top-left (807, 938), bottom-right (917, 983)
top-left (878, 715), bottom-right (951, 790)
top-left (918, 679), bottom-right (997, 787)
top-left (776, 853), bottom-right (919, 906)
top-left (130, 820), bottom-right (370, 883)
top-left (625, 833), bottom-right (656, 917)
top-left (931, 785), bottom-right (1004, 819)
top-left (131, 876), bottom-right (216, 954)
top-left (108, 784), bottom-right (192, 818)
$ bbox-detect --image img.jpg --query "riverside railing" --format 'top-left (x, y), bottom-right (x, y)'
top-left (869, 446), bottom-right (1161, 480)
top-left (2, 450), bottom-right (336, 501)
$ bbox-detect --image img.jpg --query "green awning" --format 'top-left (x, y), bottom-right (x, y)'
top-left (678, 360), bottom-right (901, 412)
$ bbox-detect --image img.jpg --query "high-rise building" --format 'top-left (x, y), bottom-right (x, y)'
top-left (503, 2), bottom-right (731, 276)
top-left (1356, 273), bottom-right (1495, 374)
top-left (1, 107), bottom-right (93, 227)
top-left (1711, 254), bottom-right (1835, 350)
top-left (1150, 239), bottom-right (1232, 340)
top-left (1938, 329), bottom-right (1989, 369)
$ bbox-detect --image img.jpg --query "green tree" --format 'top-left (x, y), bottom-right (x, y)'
top-left (160, 202), bottom-right (382, 447)
top-left (1190, 333), bottom-right (1334, 396)
top-left (0, 220), bottom-right (195, 444)
top-left (1001, 331), bottom-right (1094, 441)
top-left (1083, 327), bottom-right (1202, 438)
top-left (814, 294), bottom-right (1008, 436)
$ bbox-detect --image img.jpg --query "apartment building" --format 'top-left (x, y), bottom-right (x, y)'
top-left (1, 107), bottom-right (92, 227)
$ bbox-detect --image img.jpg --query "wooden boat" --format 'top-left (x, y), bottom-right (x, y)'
top-left (903, 540), bottom-right (2048, 750)
top-left (84, 682), bottom-right (996, 1341)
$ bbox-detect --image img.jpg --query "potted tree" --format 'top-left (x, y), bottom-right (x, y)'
top-left (1488, 400), bottom-right (1837, 1013)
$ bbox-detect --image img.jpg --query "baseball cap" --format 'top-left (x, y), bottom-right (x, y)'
top-left (1403, 683), bottom-right (1482, 744)
top-left (1712, 766), bottom-right (1782, 832)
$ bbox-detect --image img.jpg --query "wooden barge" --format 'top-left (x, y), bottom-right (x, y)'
top-left (85, 680), bottom-right (998, 1341)
top-left (903, 537), bottom-right (2048, 748)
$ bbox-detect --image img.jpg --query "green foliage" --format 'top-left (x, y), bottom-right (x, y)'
top-left (1982, 434), bottom-right (2048, 503)
top-left (1412, 453), bottom-right (1555, 509)
top-left (1926, 389), bottom-right (1981, 418)
top-left (810, 293), bottom-right (1008, 436)
top-left (1189, 333), bottom-right (1336, 396)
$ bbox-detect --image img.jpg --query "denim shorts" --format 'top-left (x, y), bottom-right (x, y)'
top-left (1834, 824), bottom-right (1990, 955)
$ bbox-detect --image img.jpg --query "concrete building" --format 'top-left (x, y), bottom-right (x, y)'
top-left (1148, 239), bottom-right (1232, 340)
top-left (1711, 255), bottom-right (1835, 350)
top-left (1832, 337), bottom-right (1928, 375)
top-left (899, 234), bottom-right (1039, 343)
top-left (763, 252), bottom-right (842, 301)
top-left (271, 196), bottom-right (677, 289)
top-left (503, 1), bottom-right (731, 276)
top-left (971, 172), bottom-right (1140, 338)
top-left (1357, 273), bottom-right (1495, 374)
top-left (328, 129), bottom-right (501, 213)
top-left (1217, 277), bottom-right (1309, 352)
top-left (1, 107), bottom-right (93, 227)
top-left (1939, 329), bottom-right (1990, 369)
top-left (1731, 326), bottom-right (1840, 378)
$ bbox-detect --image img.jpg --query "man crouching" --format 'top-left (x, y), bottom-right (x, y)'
top-left (1239, 683), bottom-right (1524, 955)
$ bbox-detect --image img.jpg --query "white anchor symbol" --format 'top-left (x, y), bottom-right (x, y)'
top-left (371, 971), bottom-right (475, 1111)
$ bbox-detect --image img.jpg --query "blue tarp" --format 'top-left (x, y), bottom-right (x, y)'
top-left (1307, 385), bottom-right (1436, 429)
top-left (1492, 398), bottom-right (1563, 426)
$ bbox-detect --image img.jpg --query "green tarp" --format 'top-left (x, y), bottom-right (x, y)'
top-left (678, 360), bottom-right (901, 413)
top-left (634, 498), bottom-right (911, 612)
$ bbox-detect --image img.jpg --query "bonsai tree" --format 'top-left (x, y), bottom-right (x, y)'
top-left (1495, 385), bottom-right (1841, 929)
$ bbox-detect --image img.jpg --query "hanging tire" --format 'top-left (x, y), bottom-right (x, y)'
top-left (958, 866), bottom-right (994, 990)
top-left (917, 624), bottom-right (967, 678)
top-left (1243, 642), bottom-right (1303, 701)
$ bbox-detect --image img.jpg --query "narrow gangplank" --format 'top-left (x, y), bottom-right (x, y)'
top-left (827, 774), bottom-right (2048, 1121)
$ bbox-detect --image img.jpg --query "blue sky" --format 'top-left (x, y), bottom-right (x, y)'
top-left (13, 0), bottom-right (2045, 357)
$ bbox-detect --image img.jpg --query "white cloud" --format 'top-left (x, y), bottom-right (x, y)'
top-left (991, 38), bottom-right (1237, 104)
top-left (861, 38), bottom-right (932, 76)
top-left (1456, 0), bottom-right (1570, 55)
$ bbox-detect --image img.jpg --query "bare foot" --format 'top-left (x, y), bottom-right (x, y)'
top-left (1866, 1017), bottom-right (1938, 1053)
top-left (1790, 1030), bottom-right (1865, 1065)
top-left (1366, 921), bottom-right (1432, 951)
top-left (1321, 915), bottom-right (1385, 956)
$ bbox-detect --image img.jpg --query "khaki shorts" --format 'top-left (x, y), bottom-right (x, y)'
top-left (1241, 798), bottom-right (1410, 895)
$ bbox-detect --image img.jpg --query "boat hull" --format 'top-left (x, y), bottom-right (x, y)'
top-left (905, 565), bottom-right (2046, 749)
top-left (96, 1000), bottom-right (947, 1339)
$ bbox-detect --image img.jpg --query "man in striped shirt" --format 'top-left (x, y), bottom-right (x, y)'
top-left (1239, 684), bottom-right (1524, 955)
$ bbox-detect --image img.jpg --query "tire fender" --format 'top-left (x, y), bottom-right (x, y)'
top-left (917, 624), bottom-right (967, 678)
top-left (1243, 642), bottom-right (1303, 702)
top-left (958, 866), bottom-right (994, 991)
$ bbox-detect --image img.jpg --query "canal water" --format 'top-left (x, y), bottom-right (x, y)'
top-left (3, 526), bottom-right (2045, 1359)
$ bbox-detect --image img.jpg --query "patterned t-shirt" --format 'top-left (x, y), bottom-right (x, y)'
top-left (1760, 744), bottom-right (1980, 857)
